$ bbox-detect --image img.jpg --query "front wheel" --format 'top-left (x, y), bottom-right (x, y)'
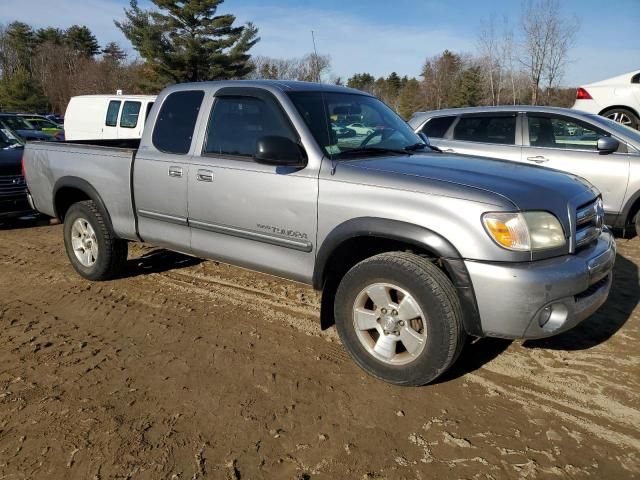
top-left (63, 200), bottom-right (128, 280)
top-left (334, 252), bottom-right (466, 386)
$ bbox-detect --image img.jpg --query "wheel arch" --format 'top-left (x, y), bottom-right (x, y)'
top-left (599, 105), bottom-right (640, 119)
top-left (621, 189), bottom-right (640, 229)
top-left (313, 217), bottom-right (483, 336)
top-left (53, 176), bottom-right (113, 228)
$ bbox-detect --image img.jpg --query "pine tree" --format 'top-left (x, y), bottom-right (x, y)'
top-left (115, 0), bottom-right (259, 84)
top-left (65, 25), bottom-right (100, 57)
top-left (0, 22), bottom-right (48, 112)
top-left (102, 42), bottom-right (127, 63)
top-left (347, 73), bottom-right (375, 92)
top-left (450, 66), bottom-right (483, 108)
top-left (0, 67), bottom-right (48, 112)
top-left (36, 27), bottom-right (65, 45)
top-left (397, 78), bottom-right (422, 119)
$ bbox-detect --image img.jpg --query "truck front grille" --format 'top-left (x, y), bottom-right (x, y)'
top-left (575, 197), bottom-right (603, 249)
top-left (0, 175), bottom-right (27, 198)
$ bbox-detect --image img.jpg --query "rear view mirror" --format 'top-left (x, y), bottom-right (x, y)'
top-left (254, 136), bottom-right (307, 167)
top-left (597, 136), bottom-right (619, 154)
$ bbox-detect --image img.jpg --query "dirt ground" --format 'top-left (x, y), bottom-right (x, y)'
top-left (0, 218), bottom-right (638, 480)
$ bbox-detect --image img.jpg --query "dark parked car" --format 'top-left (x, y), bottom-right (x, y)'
top-left (0, 114), bottom-right (57, 142)
top-left (0, 127), bottom-right (32, 219)
top-left (45, 114), bottom-right (64, 125)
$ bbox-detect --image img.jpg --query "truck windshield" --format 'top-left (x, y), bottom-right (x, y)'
top-left (287, 91), bottom-right (423, 158)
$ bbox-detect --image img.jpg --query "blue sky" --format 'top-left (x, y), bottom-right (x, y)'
top-left (1, 0), bottom-right (638, 85)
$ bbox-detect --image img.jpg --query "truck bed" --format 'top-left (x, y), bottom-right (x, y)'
top-left (24, 141), bottom-right (139, 240)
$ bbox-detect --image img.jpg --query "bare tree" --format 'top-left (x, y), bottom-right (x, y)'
top-left (520, 0), bottom-right (578, 105)
top-left (477, 17), bottom-right (502, 105)
top-left (32, 41), bottom-right (144, 113)
top-left (500, 20), bottom-right (519, 105)
top-left (249, 53), bottom-right (331, 82)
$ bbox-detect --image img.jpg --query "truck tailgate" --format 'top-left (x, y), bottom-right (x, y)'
top-left (24, 142), bottom-right (138, 240)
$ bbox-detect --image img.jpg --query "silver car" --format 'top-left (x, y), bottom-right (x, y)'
top-left (409, 106), bottom-right (640, 235)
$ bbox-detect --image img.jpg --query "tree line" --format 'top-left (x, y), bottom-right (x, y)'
top-left (0, 0), bottom-right (578, 117)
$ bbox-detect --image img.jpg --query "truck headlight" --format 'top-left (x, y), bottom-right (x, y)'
top-left (482, 211), bottom-right (565, 251)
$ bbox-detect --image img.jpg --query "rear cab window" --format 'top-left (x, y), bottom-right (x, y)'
top-left (421, 116), bottom-right (456, 138)
top-left (152, 90), bottom-right (205, 154)
top-left (453, 115), bottom-right (517, 145)
top-left (105, 100), bottom-right (121, 127)
top-left (120, 101), bottom-right (142, 128)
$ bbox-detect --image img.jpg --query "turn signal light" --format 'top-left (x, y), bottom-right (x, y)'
top-left (483, 215), bottom-right (522, 249)
top-left (576, 88), bottom-right (592, 100)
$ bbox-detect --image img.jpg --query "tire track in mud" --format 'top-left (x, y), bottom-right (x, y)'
top-left (4, 232), bottom-right (640, 440)
top-left (1, 224), bottom-right (640, 477)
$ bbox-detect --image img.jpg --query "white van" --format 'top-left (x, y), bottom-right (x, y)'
top-left (64, 94), bottom-right (157, 141)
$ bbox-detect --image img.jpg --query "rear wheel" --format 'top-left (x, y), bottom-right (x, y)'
top-left (63, 200), bottom-right (127, 280)
top-left (334, 252), bottom-right (466, 386)
top-left (603, 108), bottom-right (639, 130)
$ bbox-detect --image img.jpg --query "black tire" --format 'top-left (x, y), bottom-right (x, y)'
top-left (63, 200), bottom-right (128, 281)
top-left (603, 108), bottom-right (639, 130)
top-left (635, 211), bottom-right (640, 238)
top-left (334, 252), bottom-right (466, 386)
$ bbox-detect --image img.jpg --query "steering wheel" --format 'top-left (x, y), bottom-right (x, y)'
top-left (360, 127), bottom-right (396, 148)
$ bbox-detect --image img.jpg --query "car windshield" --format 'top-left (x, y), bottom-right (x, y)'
top-left (287, 91), bottom-right (423, 158)
top-left (0, 115), bottom-right (33, 131)
top-left (587, 114), bottom-right (640, 144)
top-left (25, 118), bottom-right (59, 129)
top-left (0, 127), bottom-right (24, 149)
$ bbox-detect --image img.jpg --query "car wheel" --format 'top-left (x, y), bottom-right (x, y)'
top-left (334, 252), bottom-right (466, 386)
top-left (63, 200), bottom-right (128, 280)
top-left (603, 108), bottom-right (639, 130)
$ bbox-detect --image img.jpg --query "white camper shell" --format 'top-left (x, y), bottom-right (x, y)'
top-left (64, 94), bottom-right (157, 141)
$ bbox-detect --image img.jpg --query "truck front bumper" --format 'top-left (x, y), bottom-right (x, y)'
top-left (465, 229), bottom-right (616, 339)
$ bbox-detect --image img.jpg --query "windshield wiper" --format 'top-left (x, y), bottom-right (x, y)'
top-left (404, 142), bottom-right (442, 153)
top-left (335, 147), bottom-right (412, 158)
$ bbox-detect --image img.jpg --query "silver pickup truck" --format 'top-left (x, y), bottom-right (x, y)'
top-left (24, 80), bottom-right (616, 386)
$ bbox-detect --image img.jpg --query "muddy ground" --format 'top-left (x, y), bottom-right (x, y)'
top-left (0, 218), bottom-right (638, 479)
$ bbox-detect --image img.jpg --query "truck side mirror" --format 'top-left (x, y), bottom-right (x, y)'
top-left (254, 136), bottom-right (307, 167)
top-left (597, 136), bottom-right (619, 154)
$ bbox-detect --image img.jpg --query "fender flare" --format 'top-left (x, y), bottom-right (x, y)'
top-left (52, 176), bottom-right (113, 228)
top-left (620, 189), bottom-right (640, 228)
top-left (313, 217), bottom-right (483, 337)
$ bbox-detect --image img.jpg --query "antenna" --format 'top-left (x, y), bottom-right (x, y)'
top-left (311, 30), bottom-right (320, 83)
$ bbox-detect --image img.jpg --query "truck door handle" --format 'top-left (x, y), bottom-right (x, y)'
top-left (527, 156), bottom-right (549, 163)
top-left (168, 166), bottom-right (183, 177)
top-left (443, 148), bottom-right (455, 153)
top-left (197, 169), bottom-right (213, 182)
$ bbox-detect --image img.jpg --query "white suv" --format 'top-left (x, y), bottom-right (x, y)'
top-left (572, 70), bottom-right (640, 130)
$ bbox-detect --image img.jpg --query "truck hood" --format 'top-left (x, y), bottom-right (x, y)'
top-left (339, 153), bottom-right (598, 216)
